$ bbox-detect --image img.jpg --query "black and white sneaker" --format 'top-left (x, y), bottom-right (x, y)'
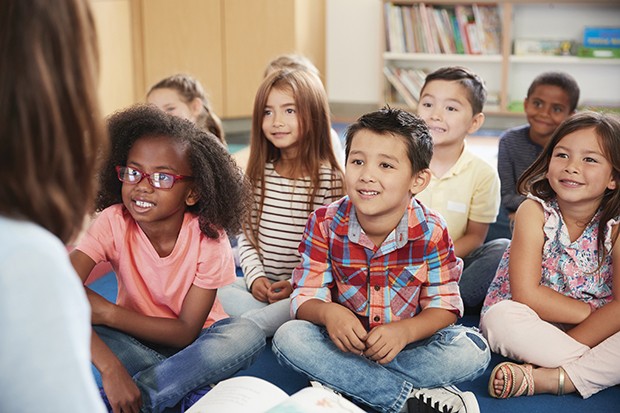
top-left (407, 385), bottom-right (479, 413)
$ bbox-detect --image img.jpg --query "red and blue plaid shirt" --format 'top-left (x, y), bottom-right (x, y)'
top-left (291, 196), bottom-right (464, 329)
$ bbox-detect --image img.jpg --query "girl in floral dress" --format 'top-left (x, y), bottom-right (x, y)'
top-left (480, 111), bottom-right (620, 400)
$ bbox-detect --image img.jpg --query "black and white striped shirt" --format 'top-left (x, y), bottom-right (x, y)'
top-left (238, 162), bottom-right (343, 288)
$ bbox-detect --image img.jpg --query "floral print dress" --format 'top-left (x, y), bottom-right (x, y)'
top-left (482, 194), bottom-right (618, 316)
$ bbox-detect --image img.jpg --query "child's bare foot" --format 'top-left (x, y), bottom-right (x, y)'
top-left (488, 362), bottom-right (575, 398)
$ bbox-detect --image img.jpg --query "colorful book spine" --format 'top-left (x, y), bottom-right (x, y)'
top-left (583, 27), bottom-right (620, 49)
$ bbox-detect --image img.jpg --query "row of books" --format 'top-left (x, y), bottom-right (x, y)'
top-left (514, 38), bottom-right (620, 59)
top-left (383, 66), bottom-right (427, 108)
top-left (384, 2), bottom-right (501, 55)
top-left (513, 27), bottom-right (620, 58)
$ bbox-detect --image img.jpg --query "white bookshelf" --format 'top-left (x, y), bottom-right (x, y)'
top-left (382, 0), bottom-right (620, 114)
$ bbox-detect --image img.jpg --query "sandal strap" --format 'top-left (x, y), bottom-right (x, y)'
top-left (510, 364), bottom-right (533, 397)
top-left (490, 361), bottom-right (536, 399)
top-left (498, 365), bottom-right (511, 398)
top-left (522, 364), bottom-right (535, 396)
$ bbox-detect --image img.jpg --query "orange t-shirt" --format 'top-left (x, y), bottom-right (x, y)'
top-left (77, 205), bottom-right (234, 328)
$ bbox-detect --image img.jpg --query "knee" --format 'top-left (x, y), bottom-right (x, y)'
top-left (434, 326), bottom-right (491, 379)
top-left (486, 238), bottom-right (510, 256)
top-left (272, 320), bottom-right (314, 358)
top-left (458, 327), bottom-right (491, 367)
top-left (480, 300), bottom-right (530, 349)
top-left (214, 317), bottom-right (266, 349)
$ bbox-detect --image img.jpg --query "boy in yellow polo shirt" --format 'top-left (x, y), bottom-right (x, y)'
top-left (416, 66), bottom-right (510, 313)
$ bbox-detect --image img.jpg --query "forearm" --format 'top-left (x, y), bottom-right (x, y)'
top-left (91, 330), bottom-right (125, 379)
top-left (296, 299), bottom-right (340, 326)
top-left (567, 299), bottom-right (620, 347)
top-left (104, 305), bottom-right (202, 348)
top-left (238, 236), bottom-right (266, 288)
top-left (454, 234), bottom-right (483, 258)
top-left (514, 285), bottom-right (590, 325)
top-left (397, 308), bottom-right (457, 344)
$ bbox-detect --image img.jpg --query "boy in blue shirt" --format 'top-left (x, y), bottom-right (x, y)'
top-left (491, 71), bottom-right (580, 239)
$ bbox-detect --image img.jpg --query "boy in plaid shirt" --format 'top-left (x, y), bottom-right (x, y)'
top-left (272, 107), bottom-right (490, 413)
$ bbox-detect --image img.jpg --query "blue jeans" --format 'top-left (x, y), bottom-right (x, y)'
top-left (94, 317), bottom-right (265, 413)
top-left (460, 238), bottom-right (510, 309)
top-left (272, 320), bottom-right (490, 413)
top-left (485, 207), bottom-right (513, 242)
top-left (217, 278), bottom-right (292, 337)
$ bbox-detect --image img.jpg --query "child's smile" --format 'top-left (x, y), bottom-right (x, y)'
top-left (262, 87), bottom-right (300, 159)
top-left (345, 129), bottom-right (427, 244)
top-left (546, 127), bottom-right (616, 211)
top-left (121, 136), bottom-right (196, 235)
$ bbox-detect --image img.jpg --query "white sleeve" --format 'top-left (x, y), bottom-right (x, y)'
top-left (0, 220), bottom-right (106, 413)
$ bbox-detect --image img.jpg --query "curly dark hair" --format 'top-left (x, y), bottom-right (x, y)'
top-left (97, 104), bottom-right (251, 239)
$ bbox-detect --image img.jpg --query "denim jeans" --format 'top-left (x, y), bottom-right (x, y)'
top-left (217, 277), bottom-right (292, 337)
top-left (272, 320), bottom-right (490, 413)
top-left (93, 317), bottom-right (265, 413)
top-left (460, 238), bottom-right (510, 309)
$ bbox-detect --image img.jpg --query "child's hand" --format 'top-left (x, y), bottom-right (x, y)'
top-left (364, 323), bottom-right (408, 365)
top-left (250, 277), bottom-right (271, 303)
top-left (101, 365), bottom-right (142, 413)
top-left (267, 280), bottom-right (293, 303)
top-left (323, 305), bottom-right (367, 354)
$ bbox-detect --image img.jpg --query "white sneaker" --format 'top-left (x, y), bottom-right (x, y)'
top-left (407, 385), bottom-right (480, 413)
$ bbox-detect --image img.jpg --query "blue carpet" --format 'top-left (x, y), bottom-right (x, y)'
top-left (89, 272), bottom-right (620, 412)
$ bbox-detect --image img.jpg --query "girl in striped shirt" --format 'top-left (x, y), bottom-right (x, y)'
top-left (218, 69), bottom-right (345, 336)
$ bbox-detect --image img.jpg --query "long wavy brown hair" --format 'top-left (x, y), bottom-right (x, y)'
top-left (0, 0), bottom-right (107, 243)
top-left (244, 69), bottom-right (344, 249)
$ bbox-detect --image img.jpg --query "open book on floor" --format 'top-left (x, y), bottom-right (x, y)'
top-left (185, 376), bottom-right (366, 413)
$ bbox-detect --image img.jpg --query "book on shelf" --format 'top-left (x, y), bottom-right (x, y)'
top-left (184, 376), bottom-right (365, 413)
top-left (385, 3), bottom-right (406, 53)
top-left (383, 66), bottom-right (418, 109)
top-left (401, 5), bottom-right (416, 53)
top-left (583, 26), bottom-right (620, 49)
top-left (454, 5), bottom-right (480, 54)
top-left (432, 8), bottom-right (455, 54)
top-left (514, 39), bottom-right (574, 56)
top-left (472, 4), bottom-right (501, 55)
top-left (419, 3), bottom-right (439, 53)
top-left (383, 2), bottom-right (501, 56)
top-left (576, 45), bottom-right (620, 59)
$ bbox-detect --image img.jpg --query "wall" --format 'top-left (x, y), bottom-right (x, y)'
top-left (92, 0), bottom-right (136, 116)
top-left (326, 0), bottom-right (383, 105)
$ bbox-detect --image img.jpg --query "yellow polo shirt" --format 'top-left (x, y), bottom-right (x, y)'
top-left (416, 145), bottom-right (500, 241)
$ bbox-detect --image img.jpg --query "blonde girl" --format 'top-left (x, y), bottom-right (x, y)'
top-left (481, 111), bottom-right (620, 400)
top-left (146, 73), bottom-right (225, 145)
top-left (218, 69), bottom-right (345, 337)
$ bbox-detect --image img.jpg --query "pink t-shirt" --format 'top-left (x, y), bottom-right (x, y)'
top-left (77, 205), bottom-right (235, 328)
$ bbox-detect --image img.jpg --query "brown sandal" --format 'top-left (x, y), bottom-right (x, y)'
top-left (488, 362), bottom-right (535, 399)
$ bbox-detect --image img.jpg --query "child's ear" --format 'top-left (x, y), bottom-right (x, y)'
top-left (410, 168), bottom-right (431, 195)
top-left (607, 177), bottom-right (617, 191)
top-left (467, 112), bottom-right (485, 135)
top-left (190, 97), bottom-right (203, 119)
top-left (185, 188), bottom-right (199, 207)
